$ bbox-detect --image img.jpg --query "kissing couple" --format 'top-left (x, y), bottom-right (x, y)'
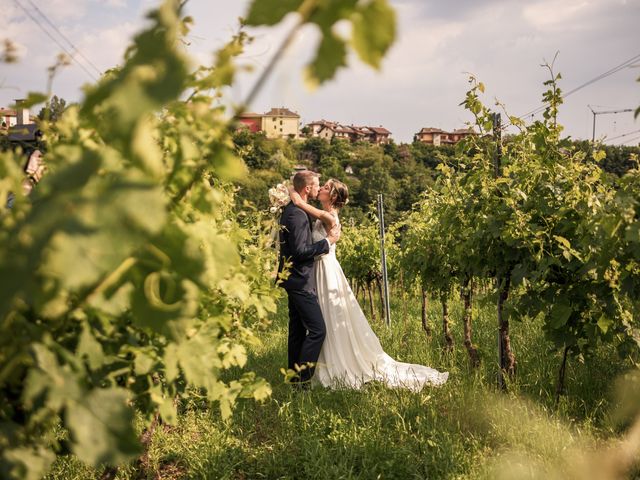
top-left (277, 170), bottom-right (448, 391)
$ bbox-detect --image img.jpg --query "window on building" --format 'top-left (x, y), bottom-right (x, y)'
top-left (280, 120), bottom-right (283, 125)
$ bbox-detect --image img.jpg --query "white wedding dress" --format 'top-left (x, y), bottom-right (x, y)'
top-left (312, 216), bottom-right (449, 391)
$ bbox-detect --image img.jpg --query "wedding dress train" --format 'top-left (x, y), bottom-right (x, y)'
top-left (312, 217), bottom-right (449, 391)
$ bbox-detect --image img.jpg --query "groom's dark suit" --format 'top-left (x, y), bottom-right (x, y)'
top-left (278, 202), bottom-right (330, 384)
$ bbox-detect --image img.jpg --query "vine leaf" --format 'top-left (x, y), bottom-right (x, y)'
top-left (13, 92), bottom-right (48, 109)
top-left (66, 388), bottom-right (141, 466)
top-left (245, 0), bottom-right (304, 26)
top-left (351, 0), bottom-right (396, 69)
top-left (549, 299), bottom-right (572, 329)
top-left (1, 447), bottom-right (55, 480)
top-left (251, 378), bottom-right (272, 402)
top-left (244, 0), bottom-right (396, 86)
top-left (159, 397), bottom-right (178, 424)
top-left (597, 315), bottom-right (614, 334)
top-left (304, 31), bottom-right (347, 89)
top-left (77, 324), bottom-right (105, 370)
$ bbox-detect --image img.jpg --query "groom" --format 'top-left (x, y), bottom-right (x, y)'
top-left (277, 170), bottom-right (340, 386)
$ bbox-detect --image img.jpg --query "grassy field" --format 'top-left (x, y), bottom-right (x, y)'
top-left (50, 290), bottom-right (639, 479)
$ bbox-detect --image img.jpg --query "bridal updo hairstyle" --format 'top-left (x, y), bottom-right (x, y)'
top-left (327, 179), bottom-right (349, 209)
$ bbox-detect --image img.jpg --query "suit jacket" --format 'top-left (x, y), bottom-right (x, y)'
top-left (277, 202), bottom-right (330, 293)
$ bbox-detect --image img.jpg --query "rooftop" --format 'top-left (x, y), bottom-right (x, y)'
top-left (417, 127), bottom-right (446, 134)
top-left (369, 126), bottom-right (391, 135)
top-left (265, 107), bottom-right (300, 118)
top-left (8, 124), bottom-right (41, 142)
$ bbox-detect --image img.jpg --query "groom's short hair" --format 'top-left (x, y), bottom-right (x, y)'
top-left (293, 170), bottom-right (319, 192)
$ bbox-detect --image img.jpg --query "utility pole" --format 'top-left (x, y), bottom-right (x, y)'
top-left (588, 105), bottom-right (633, 142)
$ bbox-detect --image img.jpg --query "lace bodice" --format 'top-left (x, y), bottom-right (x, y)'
top-left (311, 215), bottom-right (339, 256)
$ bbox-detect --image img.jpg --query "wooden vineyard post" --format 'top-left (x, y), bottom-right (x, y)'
top-left (377, 194), bottom-right (391, 326)
top-left (493, 112), bottom-right (506, 390)
top-left (492, 113), bottom-right (516, 389)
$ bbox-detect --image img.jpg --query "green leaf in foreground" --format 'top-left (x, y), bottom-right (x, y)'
top-left (1, 447), bottom-right (55, 480)
top-left (549, 300), bottom-right (573, 329)
top-left (13, 91), bottom-right (48, 109)
top-left (244, 0), bottom-right (396, 86)
top-left (351, 0), bottom-right (396, 69)
top-left (304, 31), bottom-right (347, 89)
top-left (66, 388), bottom-right (141, 466)
top-left (245, 0), bottom-right (304, 26)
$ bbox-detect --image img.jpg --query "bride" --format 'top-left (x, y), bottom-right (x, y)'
top-left (289, 179), bottom-right (448, 391)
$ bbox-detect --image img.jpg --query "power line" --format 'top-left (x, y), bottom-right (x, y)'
top-left (621, 134), bottom-right (640, 145)
top-left (508, 52), bottom-right (640, 128)
top-left (24, 0), bottom-right (102, 77)
top-left (12, 0), bottom-right (99, 82)
top-left (590, 104), bottom-right (623, 109)
top-left (563, 53), bottom-right (640, 99)
top-left (605, 128), bottom-right (640, 143)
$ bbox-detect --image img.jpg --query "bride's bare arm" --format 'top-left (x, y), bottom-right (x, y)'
top-left (289, 187), bottom-right (336, 231)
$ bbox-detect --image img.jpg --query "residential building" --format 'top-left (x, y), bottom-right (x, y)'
top-left (368, 126), bottom-right (392, 144)
top-left (1, 101), bottom-right (36, 130)
top-left (8, 123), bottom-right (41, 143)
top-left (415, 127), bottom-right (475, 146)
top-left (236, 107), bottom-right (301, 139)
top-left (305, 120), bottom-right (392, 144)
top-left (261, 107), bottom-right (300, 139)
top-left (6, 100), bottom-right (41, 143)
top-left (415, 128), bottom-right (448, 146)
top-left (307, 120), bottom-right (339, 140)
top-left (333, 125), bottom-right (359, 141)
top-left (237, 112), bottom-right (262, 133)
top-left (451, 128), bottom-right (476, 143)
top-left (1, 108), bottom-right (17, 129)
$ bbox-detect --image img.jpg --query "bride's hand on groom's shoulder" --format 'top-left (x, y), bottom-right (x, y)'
top-left (288, 186), bottom-right (302, 205)
top-left (327, 223), bottom-right (341, 244)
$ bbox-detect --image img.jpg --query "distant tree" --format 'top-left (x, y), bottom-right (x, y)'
top-left (389, 145), bottom-right (434, 212)
top-left (232, 130), bottom-right (271, 169)
top-left (328, 137), bottom-right (352, 162)
top-left (233, 132), bottom-right (442, 222)
top-left (571, 139), bottom-right (640, 176)
top-left (382, 140), bottom-right (398, 158)
top-left (37, 95), bottom-right (67, 122)
top-left (318, 155), bottom-right (346, 181)
top-left (410, 141), bottom-right (454, 169)
top-left (299, 136), bottom-right (331, 165)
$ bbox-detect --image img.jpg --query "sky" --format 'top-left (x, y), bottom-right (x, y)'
top-left (2, 0), bottom-right (639, 144)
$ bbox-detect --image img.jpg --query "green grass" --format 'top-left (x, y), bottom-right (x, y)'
top-left (49, 291), bottom-right (638, 479)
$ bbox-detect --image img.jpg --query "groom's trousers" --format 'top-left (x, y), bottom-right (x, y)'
top-left (287, 289), bottom-right (326, 384)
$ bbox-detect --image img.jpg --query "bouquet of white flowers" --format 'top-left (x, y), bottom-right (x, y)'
top-left (268, 181), bottom-right (291, 251)
top-left (268, 181), bottom-right (291, 215)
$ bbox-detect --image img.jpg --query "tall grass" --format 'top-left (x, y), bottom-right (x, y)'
top-left (49, 291), bottom-right (638, 479)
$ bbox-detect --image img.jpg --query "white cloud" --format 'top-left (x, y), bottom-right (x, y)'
top-left (35, 0), bottom-right (89, 22)
top-left (523, 0), bottom-right (597, 31)
top-left (102, 0), bottom-right (127, 8)
top-left (76, 21), bottom-right (139, 71)
top-left (2, 0), bottom-right (638, 143)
